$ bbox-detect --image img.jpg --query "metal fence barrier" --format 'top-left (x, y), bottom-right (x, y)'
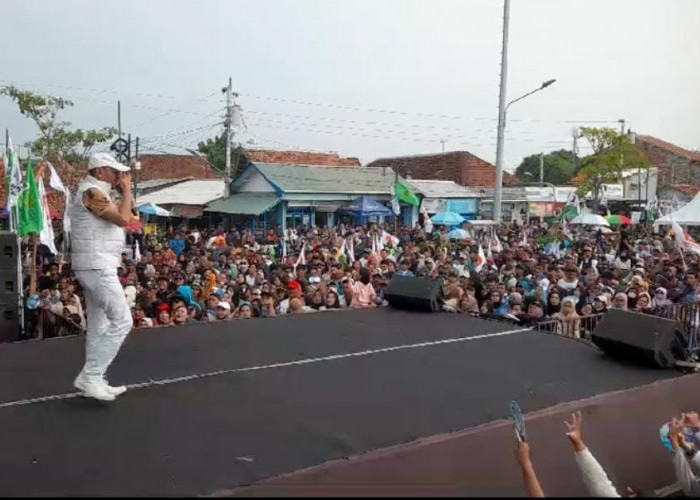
top-left (535, 314), bottom-right (605, 340)
top-left (31, 309), bottom-right (85, 340)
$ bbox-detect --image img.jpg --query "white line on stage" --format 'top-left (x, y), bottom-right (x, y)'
top-left (0, 327), bottom-right (531, 409)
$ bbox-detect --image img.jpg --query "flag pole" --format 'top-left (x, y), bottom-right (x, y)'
top-left (28, 162), bottom-right (47, 296)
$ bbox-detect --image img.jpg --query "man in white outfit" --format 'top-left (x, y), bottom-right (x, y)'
top-left (70, 153), bottom-right (135, 401)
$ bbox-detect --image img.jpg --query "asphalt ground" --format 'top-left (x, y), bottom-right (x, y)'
top-left (0, 309), bottom-right (678, 496)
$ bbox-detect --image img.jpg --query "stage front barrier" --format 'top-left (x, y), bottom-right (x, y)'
top-left (22, 309), bottom-right (85, 342)
top-left (535, 314), bottom-right (605, 340)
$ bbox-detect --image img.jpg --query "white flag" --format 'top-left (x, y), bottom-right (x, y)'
top-left (390, 183), bottom-right (400, 216)
top-left (381, 230), bottom-right (399, 248)
top-left (3, 136), bottom-right (23, 212)
top-left (294, 241), bottom-right (307, 271)
top-left (421, 206), bottom-right (433, 233)
top-left (491, 234), bottom-right (503, 253)
top-left (475, 244), bottom-right (486, 272)
top-left (37, 178), bottom-right (58, 255)
top-left (133, 239), bottom-right (142, 262)
top-left (347, 236), bottom-right (355, 263)
top-left (670, 219), bottom-right (700, 255)
top-left (46, 162), bottom-right (71, 233)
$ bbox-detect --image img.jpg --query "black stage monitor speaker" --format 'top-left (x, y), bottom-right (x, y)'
top-left (0, 266), bottom-right (20, 304)
top-left (0, 232), bottom-right (20, 269)
top-left (591, 308), bottom-right (683, 368)
top-left (385, 275), bottom-right (442, 313)
top-left (0, 304), bottom-right (21, 343)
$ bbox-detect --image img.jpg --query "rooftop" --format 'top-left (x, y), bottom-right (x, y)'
top-left (246, 163), bottom-right (395, 195)
top-left (636, 135), bottom-right (700, 163)
top-left (135, 179), bottom-right (225, 206)
top-left (406, 179), bottom-right (488, 199)
top-left (244, 149), bottom-right (361, 167)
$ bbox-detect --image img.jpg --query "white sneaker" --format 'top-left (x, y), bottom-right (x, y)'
top-left (74, 375), bottom-right (127, 397)
top-left (102, 381), bottom-right (127, 397)
top-left (74, 377), bottom-right (116, 402)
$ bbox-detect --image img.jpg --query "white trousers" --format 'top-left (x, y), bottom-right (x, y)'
top-left (74, 269), bottom-right (133, 384)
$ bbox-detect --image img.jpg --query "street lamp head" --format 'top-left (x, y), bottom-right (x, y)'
top-left (541, 79), bottom-right (556, 89)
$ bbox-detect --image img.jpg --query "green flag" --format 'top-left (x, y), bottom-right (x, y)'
top-left (17, 162), bottom-right (44, 237)
top-left (395, 178), bottom-right (420, 207)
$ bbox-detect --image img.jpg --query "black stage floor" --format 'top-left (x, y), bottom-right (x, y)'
top-left (0, 309), bottom-right (678, 496)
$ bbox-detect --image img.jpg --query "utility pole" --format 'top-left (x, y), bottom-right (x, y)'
top-left (571, 127), bottom-right (578, 171)
top-left (118, 101), bottom-right (122, 138)
top-left (493, 0), bottom-right (510, 224)
top-left (539, 153), bottom-right (544, 186)
top-left (223, 77), bottom-right (238, 199)
top-left (134, 137), bottom-right (140, 198)
top-left (440, 139), bottom-right (446, 153)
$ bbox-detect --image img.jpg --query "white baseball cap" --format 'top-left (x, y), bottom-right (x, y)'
top-left (88, 152), bottom-right (130, 172)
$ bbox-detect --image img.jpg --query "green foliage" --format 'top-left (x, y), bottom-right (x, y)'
top-left (197, 134), bottom-right (248, 178)
top-left (1, 85), bottom-right (116, 164)
top-left (514, 149), bottom-right (578, 185)
top-left (574, 127), bottom-right (650, 209)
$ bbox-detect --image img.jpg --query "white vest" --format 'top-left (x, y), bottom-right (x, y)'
top-left (69, 176), bottom-right (125, 270)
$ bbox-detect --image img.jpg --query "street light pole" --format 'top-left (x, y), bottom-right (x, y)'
top-left (493, 77), bottom-right (556, 223)
top-left (493, 0), bottom-right (510, 224)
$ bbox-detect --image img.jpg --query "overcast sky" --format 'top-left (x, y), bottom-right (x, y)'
top-left (1, 0), bottom-right (698, 171)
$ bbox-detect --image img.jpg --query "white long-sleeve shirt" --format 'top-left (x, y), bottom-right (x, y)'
top-left (673, 450), bottom-right (700, 497)
top-left (574, 448), bottom-right (620, 497)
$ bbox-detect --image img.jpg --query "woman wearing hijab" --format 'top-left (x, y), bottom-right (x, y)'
top-left (652, 287), bottom-right (673, 311)
top-left (553, 297), bottom-right (581, 339)
top-left (546, 291), bottom-right (562, 318)
top-left (634, 291), bottom-right (653, 313)
top-left (611, 292), bottom-right (628, 310)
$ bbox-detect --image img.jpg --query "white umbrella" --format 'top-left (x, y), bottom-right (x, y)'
top-left (570, 213), bottom-right (610, 227)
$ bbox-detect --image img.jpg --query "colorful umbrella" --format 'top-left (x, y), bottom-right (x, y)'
top-left (137, 203), bottom-right (172, 217)
top-left (430, 211), bottom-right (465, 226)
top-left (606, 215), bottom-right (633, 225)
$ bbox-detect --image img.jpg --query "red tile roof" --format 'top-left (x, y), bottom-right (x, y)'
top-left (636, 135), bottom-right (700, 164)
top-left (365, 151), bottom-right (519, 188)
top-left (245, 149), bottom-right (361, 167)
top-left (671, 184), bottom-right (700, 198)
top-left (136, 154), bottom-right (220, 181)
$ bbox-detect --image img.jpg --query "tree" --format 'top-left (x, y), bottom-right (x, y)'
top-left (197, 134), bottom-right (248, 178)
top-left (1, 85), bottom-right (117, 165)
top-left (514, 149), bottom-right (578, 185)
top-left (575, 127), bottom-right (650, 211)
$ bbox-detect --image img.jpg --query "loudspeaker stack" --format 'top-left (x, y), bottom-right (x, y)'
top-left (0, 232), bottom-right (22, 342)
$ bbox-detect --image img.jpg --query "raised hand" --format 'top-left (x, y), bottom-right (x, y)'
top-left (118, 173), bottom-right (132, 194)
top-left (682, 412), bottom-right (700, 431)
top-left (565, 411), bottom-right (586, 452)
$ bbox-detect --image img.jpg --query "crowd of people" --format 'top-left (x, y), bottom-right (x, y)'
top-left (24, 215), bottom-right (699, 338)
